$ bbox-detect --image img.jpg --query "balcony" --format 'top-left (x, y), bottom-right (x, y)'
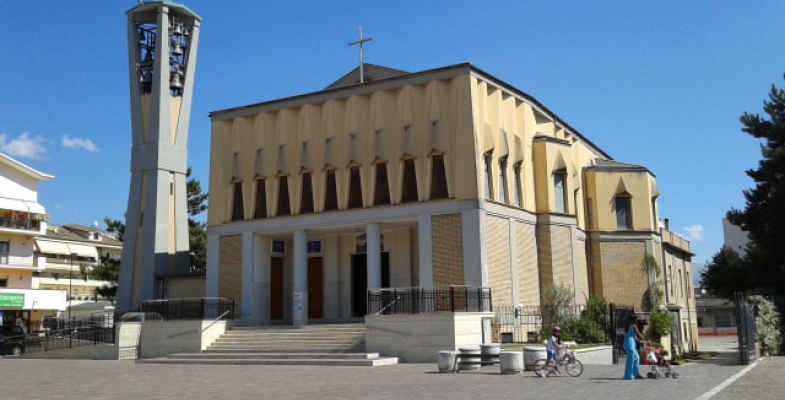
top-left (0, 215), bottom-right (43, 233)
top-left (0, 251), bottom-right (41, 270)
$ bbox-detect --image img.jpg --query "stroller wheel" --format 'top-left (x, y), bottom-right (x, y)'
top-left (647, 372), bottom-right (654, 379)
top-left (664, 371), bottom-right (670, 377)
top-left (672, 373), bottom-right (679, 379)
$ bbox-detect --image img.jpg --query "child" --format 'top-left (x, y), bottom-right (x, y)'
top-left (540, 326), bottom-right (564, 377)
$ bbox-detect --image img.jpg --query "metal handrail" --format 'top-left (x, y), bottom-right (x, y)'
top-left (166, 310), bottom-right (231, 340)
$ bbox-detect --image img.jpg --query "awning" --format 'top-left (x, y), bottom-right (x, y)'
top-left (36, 240), bottom-right (72, 255)
top-left (66, 243), bottom-right (99, 259)
top-left (35, 241), bottom-right (99, 259)
top-left (0, 197), bottom-right (45, 214)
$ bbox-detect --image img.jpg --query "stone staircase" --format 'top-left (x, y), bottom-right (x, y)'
top-left (138, 323), bottom-right (398, 366)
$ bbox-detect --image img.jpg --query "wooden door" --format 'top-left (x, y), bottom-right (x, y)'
top-left (308, 257), bottom-right (324, 319)
top-left (270, 256), bottom-right (284, 320)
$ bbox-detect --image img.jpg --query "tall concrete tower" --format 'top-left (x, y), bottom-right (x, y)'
top-left (117, 0), bottom-right (201, 313)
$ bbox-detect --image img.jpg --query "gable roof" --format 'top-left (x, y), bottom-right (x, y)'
top-left (325, 63), bottom-right (409, 89)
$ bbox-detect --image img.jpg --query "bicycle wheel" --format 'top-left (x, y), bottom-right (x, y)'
top-left (564, 358), bottom-right (583, 377)
top-left (533, 359), bottom-right (547, 377)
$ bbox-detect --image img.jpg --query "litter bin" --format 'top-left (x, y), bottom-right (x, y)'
top-left (437, 350), bottom-right (457, 373)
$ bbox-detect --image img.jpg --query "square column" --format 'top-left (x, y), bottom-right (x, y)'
top-left (367, 222), bottom-right (382, 288)
top-left (292, 229), bottom-right (308, 326)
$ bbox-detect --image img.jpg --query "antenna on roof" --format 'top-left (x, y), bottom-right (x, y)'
top-left (348, 27), bottom-right (373, 84)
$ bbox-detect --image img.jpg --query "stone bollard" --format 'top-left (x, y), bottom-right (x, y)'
top-left (458, 346), bottom-right (482, 370)
top-left (499, 351), bottom-right (524, 375)
top-left (523, 346), bottom-right (547, 371)
top-left (437, 350), bottom-right (457, 373)
top-left (480, 343), bottom-right (501, 366)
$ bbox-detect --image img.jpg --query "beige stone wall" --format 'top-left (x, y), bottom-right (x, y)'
top-left (515, 221), bottom-right (540, 305)
top-left (573, 238), bottom-right (589, 301)
top-left (486, 215), bottom-right (512, 307)
top-left (536, 224), bottom-right (573, 290)
top-left (432, 213), bottom-right (464, 286)
top-left (598, 241), bottom-right (648, 309)
top-left (218, 235), bottom-right (243, 312)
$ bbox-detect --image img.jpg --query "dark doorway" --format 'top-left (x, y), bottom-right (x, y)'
top-left (270, 256), bottom-right (284, 320)
top-left (308, 257), bottom-right (324, 319)
top-left (351, 253), bottom-right (390, 317)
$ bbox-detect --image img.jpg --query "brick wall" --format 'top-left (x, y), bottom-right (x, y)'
top-left (486, 215), bottom-right (512, 307)
top-left (598, 241), bottom-right (648, 309)
top-left (432, 213), bottom-right (464, 286)
top-left (516, 221), bottom-right (540, 305)
top-left (218, 235), bottom-right (243, 313)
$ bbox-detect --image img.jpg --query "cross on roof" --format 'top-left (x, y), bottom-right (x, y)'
top-left (348, 27), bottom-right (374, 84)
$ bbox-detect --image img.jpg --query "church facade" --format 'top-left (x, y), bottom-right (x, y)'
top-left (205, 63), bottom-right (695, 351)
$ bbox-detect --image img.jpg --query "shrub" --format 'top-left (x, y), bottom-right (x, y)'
top-left (562, 316), bottom-right (606, 344)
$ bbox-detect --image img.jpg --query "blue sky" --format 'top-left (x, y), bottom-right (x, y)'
top-left (2, 1), bottom-right (784, 280)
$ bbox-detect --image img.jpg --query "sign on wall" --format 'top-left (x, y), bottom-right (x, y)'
top-left (0, 293), bottom-right (25, 307)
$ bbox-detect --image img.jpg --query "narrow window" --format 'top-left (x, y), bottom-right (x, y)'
top-left (324, 170), bottom-right (338, 211)
top-left (513, 164), bottom-right (522, 207)
top-left (348, 167), bottom-right (363, 209)
top-left (484, 153), bottom-right (493, 199)
top-left (277, 176), bottom-right (291, 216)
top-left (553, 171), bottom-right (566, 213)
top-left (231, 182), bottom-right (244, 221)
top-left (615, 196), bottom-right (631, 230)
top-left (254, 179), bottom-right (267, 219)
top-left (430, 154), bottom-right (448, 200)
top-left (498, 157), bottom-right (508, 203)
top-left (374, 163), bottom-right (391, 205)
top-left (401, 159), bottom-right (418, 203)
top-left (301, 173), bottom-right (314, 214)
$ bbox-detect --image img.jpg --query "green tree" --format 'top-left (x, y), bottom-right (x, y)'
top-left (700, 245), bottom-right (748, 299)
top-left (539, 283), bottom-right (574, 340)
top-left (186, 167), bottom-right (208, 272)
top-left (726, 74), bottom-right (785, 296)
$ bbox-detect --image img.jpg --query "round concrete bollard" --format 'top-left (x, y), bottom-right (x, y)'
top-left (523, 347), bottom-right (547, 371)
top-left (499, 351), bottom-right (524, 375)
top-left (480, 343), bottom-right (501, 366)
top-left (458, 346), bottom-right (482, 370)
top-left (437, 350), bottom-right (457, 373)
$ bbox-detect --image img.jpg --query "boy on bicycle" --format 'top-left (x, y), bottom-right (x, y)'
top-left (540, 326), bottom-right (565, 377)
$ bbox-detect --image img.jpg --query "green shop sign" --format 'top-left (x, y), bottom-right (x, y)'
top-left (0, 293), bottom-right (25, 307)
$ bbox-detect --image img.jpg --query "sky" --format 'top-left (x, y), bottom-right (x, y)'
top-left (2, 1), bottom-right (784, 281)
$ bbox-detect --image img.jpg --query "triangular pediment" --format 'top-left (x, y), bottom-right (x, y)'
top-left (325, 64), bottom-right (409, 89)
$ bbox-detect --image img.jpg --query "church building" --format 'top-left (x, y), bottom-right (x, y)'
top-left (205, 63), bottom-right (695, 352)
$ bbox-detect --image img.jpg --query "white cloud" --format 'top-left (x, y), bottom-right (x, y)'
top-left (683, 224), bottom-right (704, 241)
top-left (61, 135), bottom-right (98, 152)
top-left (0, 132), bottom-right (48, 160)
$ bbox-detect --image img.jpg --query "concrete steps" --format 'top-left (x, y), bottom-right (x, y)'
top-left (138, 323), bottom-right (398, 367)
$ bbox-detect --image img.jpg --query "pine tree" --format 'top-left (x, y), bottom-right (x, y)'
top-left (727, 74), bottom-right (785, 296)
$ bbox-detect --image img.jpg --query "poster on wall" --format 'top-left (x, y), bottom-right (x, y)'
top-left (293, 293), bottom-right (303, 311)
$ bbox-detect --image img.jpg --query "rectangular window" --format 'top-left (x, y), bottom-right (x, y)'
top-left (254, 179), bottom-right (267, 219)
top-left (277, 176), bottom-right (291, 216)
top-left (430, 155), bottom-right (448, 200)
top-left (498, 157), bottom-right (508, 203)
top-left (324, 170), bottom-right (338, 211)
top-left (301, 173), bottom-right (314, 214)
top-left (553, 172), bottom-right (566, 213)
top-left (231, 182), bottom-right (244, 221)
top-left (484, 153), bottom-right (493, 199)
top-left (0, 241), bottom-right (8, 264)
top-left (348, 167), bottom-right (363, 209)
top-left (401, 159), bottom-right (418, 203)
top-left (715, 315), bottom-right (731, 328)
top-left (615, 196), bottom-right (631, 229)
top-left (374, 163), bottom-right (391, 205)
top-left (513, 164), bottom-right (522, 207)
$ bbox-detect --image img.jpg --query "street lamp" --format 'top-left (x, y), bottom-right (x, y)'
top-left (68, 252), bottom-right (77, 320)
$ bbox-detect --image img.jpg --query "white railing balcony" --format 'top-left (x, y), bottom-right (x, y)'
top-left (0, 252), bottom-right (39, 270)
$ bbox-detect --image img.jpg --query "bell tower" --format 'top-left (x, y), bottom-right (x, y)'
top-left (117, 0), bottom-right (201, 313)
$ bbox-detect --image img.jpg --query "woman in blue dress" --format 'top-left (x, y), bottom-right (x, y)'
top-left (623, 317), bottom-right (647, 380)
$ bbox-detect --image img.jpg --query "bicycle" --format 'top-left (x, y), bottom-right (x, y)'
top-left (533, 345), bottom-right (584, 377)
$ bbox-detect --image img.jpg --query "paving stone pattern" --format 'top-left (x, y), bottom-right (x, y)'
top-left (1, 352), bottom-right (782, 400)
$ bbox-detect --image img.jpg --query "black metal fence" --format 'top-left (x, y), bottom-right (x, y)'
top-left (11, 313), bottom-right (116, 355)
top-left (140, 297), bottom-right (235, 321)
top-left (491, 305), bottom-right (584, 344)
top-left (367, 286), bottom-right (492, 315)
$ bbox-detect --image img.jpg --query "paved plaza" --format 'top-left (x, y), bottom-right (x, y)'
top-left (1, 338), bottom-right (781, 400)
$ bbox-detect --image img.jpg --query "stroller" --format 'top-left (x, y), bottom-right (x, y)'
top-left (643, 345), bottom-right (679, 379)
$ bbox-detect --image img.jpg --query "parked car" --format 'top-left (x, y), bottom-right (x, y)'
top-left (1, 325), bottom-right (27, 356)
